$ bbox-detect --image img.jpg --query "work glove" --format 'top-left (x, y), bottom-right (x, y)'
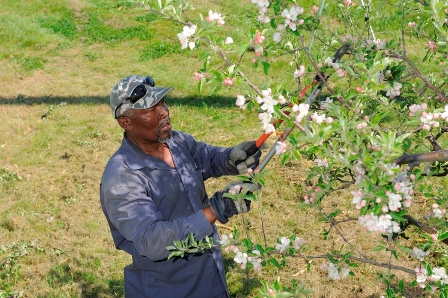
top-left (209, 181), bottom-right (260, 224)
top-left (227, 141), bottom-right (262, 174)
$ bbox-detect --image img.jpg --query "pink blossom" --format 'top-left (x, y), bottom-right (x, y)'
top-left (311, 5), bottom-right (319, 14)
top-left (193, 72), bottom-right (204, 81)
top-left (223, 77), bottom-right (235, 86)
top-left (427, 41), bottom-right (438, 53)
top-left (409, 104), bottom-right (421, 113)
top-left (343, 0), bottom-right (355, 6)
top-left (224, 37), bottom-right (233, 44)
top-left (275, 141), bottom-right (287, 154)
top-left (408, 22), bottom-right (416, 28)
top-left (292, 104), bottom-right (299, 112)
top-left (293, 237), bottom-right (306, 249)
top-left (294, 65), bottom-right (306, 78)
top-left (254, 30), bottom-right (265, 44)
top-left (235, 95), bottom-right (246, 107)
top-left (430, 234), bottom-right (437, 242)
top-left (206, 10), bottom-right (225, 26)
top-left (278, 95), bottom-right (286, 104)
top-left (356, 122), bottom-right (367, 130)
top-left (356, 86), bottom-right (363, 93)
top-left (275, 237), bottom-right (290, 253)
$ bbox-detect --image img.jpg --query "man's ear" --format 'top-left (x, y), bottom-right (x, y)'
top-left (117, 116), bottom-right (132, 131)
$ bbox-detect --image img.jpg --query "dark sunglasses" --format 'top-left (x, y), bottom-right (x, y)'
top-left (115, 76), bottom-right (156, 118)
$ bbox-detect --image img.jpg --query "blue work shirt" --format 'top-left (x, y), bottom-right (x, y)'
top-left (100, 131), bottom-right (237, 297)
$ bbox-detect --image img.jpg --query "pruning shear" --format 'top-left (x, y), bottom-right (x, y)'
top-left (253, 44), bottom-right (352, 172)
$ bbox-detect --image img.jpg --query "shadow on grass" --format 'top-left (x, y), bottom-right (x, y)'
top-left (223, 254), bottom-right (261, 298)
top-left (0, 94), bottom-right (237, 108)
top-left (46, 263), bottom-right (124, 298)
top-left (44, 255), bottom-right (260, 298)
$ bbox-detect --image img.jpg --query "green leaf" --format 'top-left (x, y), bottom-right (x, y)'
top-left (269, 258), bottom-right (281, 269)
top-left (262, 61), bottom-right (270, 75)
top-left (199, 51), bottom-right (210, 61)
top-left (197, 79), bottom-right (202, 93)
top-left (389, 211), bottom-right (407, 222)
top-left (439, 230), bottom-right (448, 241)
top-left (327, 209), bottom-right (341, 219)
top-left (326, 254), bottom-right (339, 264)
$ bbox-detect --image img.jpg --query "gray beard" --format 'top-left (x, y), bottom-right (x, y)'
top-left (158, 131), bottom-right (171, 143)
top-left (157, 117), bottom-right (171, 143)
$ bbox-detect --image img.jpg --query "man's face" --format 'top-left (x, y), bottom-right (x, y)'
top-left (123, 99), bottom-right (172, 144)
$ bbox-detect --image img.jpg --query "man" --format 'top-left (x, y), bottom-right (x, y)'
top-left (100, 75), bottom-right (263, 297)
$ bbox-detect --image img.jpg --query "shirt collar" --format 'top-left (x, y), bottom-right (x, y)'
top-left (120, 134), bottom-right (176, 171)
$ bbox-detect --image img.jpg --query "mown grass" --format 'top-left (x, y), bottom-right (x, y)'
top-left (0, 0), bottom-right (443, 297)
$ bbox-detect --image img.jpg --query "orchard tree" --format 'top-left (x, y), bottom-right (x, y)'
top-left (141, 0), bottom-right (448, 297)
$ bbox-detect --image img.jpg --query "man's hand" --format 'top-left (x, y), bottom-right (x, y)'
top-left (209, 181), bottom-right (260, 224)
top-left (227, 141), bottom-right (262, 174)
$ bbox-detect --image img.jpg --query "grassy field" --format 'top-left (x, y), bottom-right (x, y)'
top-left (0, 0), bottom-right (439, 297)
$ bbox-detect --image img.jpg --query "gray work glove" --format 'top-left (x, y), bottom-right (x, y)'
top-left (209, 181), bottom-right (260, 224)
top-left (227, 141), bottom-right (262, 174)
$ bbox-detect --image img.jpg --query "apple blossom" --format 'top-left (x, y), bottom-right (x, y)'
top-left (223, 77), bottom-right (235, 86)
top-left (234, 251), bottom-right (248, 269)
top-left (275, 236), bottom-right (290, 253)
top-left (254, 30), bottom-right (265, 44)
top-left (277, 94), bottom-right (286, 104)
top-left (310, 111), bottom-right (326, 124)
top-left (206, 10), bottom-right (225, 26)
top-left (293, 236), bottom-right (306, 249)
top-left (272, 32), bottom-right (282, 43)
top-left (356, 122), bottom-right (367, 129)
top-left (248, 250), bottom-right (263, 271)
top-left (177, 24), bottom-right (197, 50)
top-left (293, 65), bottom-right (305, 78)
top-left (275, 141), bottom-right (287, 154)
top-left (387, 192), bottom-right (402, 212)
top-left (411, 247), bottom-right (429, 261)
top-left (219, 234), bottom-right (231, 246)
top-left (260, 94), bottom-right (278, 114)
top-left (314, 158), bottom-right (328, 167)
top-left (236, 95), bottom-right (246, 107)
top-left (224, 37), bottom-right (233, 44)
top-left (344, 0), bottom-right (354, 6)
top-left (263, 123), bottom-right (275, 134)
top-left (319, 97), bottom-right (333, 109)
top-left (427, 41), bottom-right (438, 53)
top-left (193, 72), bottom-right (204, 81)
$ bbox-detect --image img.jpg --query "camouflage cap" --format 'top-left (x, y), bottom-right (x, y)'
top-left (110, 75), bottom-right (172, 118)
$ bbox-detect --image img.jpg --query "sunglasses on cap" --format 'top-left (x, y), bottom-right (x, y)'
top-left (114, 76), bottom-right (155, 118)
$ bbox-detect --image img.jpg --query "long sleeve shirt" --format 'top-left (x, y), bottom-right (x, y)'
top-left (100, 130), bottom-right (236, 297)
